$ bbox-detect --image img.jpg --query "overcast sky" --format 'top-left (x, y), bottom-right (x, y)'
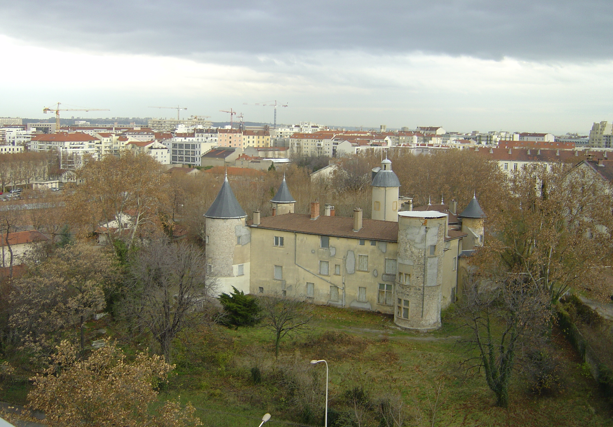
top-left (1, 0), bottom-right (612, 133)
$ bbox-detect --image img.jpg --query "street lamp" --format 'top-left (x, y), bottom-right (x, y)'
top-left (310, 359), bottom-right (329, 427)
top-left (258, 413), bottom-right (271, 427)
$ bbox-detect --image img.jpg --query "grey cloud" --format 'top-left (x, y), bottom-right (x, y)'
top-left (1, 0), bottom-right (613, 62)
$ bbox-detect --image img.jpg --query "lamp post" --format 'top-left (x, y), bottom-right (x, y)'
top-left (310, 359), bottom-right (329, 427)
top-left (258, 413), bottom-right (271, 427)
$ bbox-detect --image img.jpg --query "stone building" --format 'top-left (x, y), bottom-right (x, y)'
top-left (205, 159), bottom-right (484, 330)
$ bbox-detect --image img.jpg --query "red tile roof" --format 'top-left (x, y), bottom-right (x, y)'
top-left (252, 213), bottom-right (399, 242)
top-left (0, 230), bottom-right (49, 247)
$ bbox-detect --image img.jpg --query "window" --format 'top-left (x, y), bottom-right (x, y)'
top-left (452, 257), bottom-right (457, 271)
top-left (321, 236), bottom-right (329, 248)
top-left (207, 264), bottom-right (212, 275)
top-left (237, 235), bottom-right (242, 245)
top-left (274, 236), bottom-right (284, 247)
top-left (429, 245), bottom-right (436, 256)
top-left (319, 261), bottom-right (329, 275)
top-left (334, 264), bottom-right (341, 275)
top-left (259, 287), bottom-right (264, 294)
top-left (330, 285), bottom-right (339, 302)
top-left (282, 290), bottom-right (287, 297)
top-left (397, 298), bottom-right (409, 319)
top-left (479, 235), bottom-right (484, 244)
top-left (307, 282), bottom-right (314, 298)
top-left (358, 255), bottom-right (368, 271)
top-left (358, 287), bottom-right (367, 302)
top-left (514, 163), bottom-right (518, 170)
top-left (378, 284), bottom-right (393, 305)
top-left (370, 240), bottom-right (376, 246)
top-left (385, 259), bottom-right (397, 275)
top-left (504, 163), bottom-right (508, 170)
top-left (359, 239), bottom-right (365, 246)
top-left (392, 201), bottom-right (397, 211)
top-left (237, 264), bottom-right (244, 276)
top-left (374, 201), bottom-right (380, 211)
top-left (274, 265), bottom-right (283, 280)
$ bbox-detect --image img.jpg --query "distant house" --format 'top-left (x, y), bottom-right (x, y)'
top-left (200, 148), bottom-right (241, 168)
top-left (0, 230), bottom-right (49, 268)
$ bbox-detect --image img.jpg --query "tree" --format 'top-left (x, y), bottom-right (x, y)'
top-left (9, 243), bottom-right (120, 358)
top-left (122, 239), bottom-right (215, 362)
top-left (484, 163), bottom-right (613, 304)
top-left (218, 286), bottom-right (261, 329)
top-left (259, 294), bottom-right (312, 359)
top-left (457, 270), bottom-right (552, 408)
top-left (27, 340), bottom-right (201, 427)
top-left (69, 152), bottom-right (170, 249)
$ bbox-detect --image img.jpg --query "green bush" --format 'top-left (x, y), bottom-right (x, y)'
top-left (218, 287), bottom-right (261, 329)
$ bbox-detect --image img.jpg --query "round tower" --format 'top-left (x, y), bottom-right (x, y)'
top-left (271, 175), bottom-right (296, 215)
top-left (458, 195), bottom-right (486, 251)
top-left (371, 158), bottom-right (400, 222)
top-left (205, 174), bottom-right (250, 295)
top-left (394, 211), bottom-right (446, 330)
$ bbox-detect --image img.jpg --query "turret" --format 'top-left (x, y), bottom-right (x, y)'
top-left (458, 195), bottom-right (486, 251)
top-left (371, 157), bottom-right (400, 222)
top-left (394, 211), bottom-right (446, 330)
top-left (270, 175), bottom-right (295, 215)
top-left (204, 173), bottom-right (251, 295)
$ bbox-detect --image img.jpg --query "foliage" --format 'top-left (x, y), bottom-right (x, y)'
top-left (121, 239), bottom-right (215, 362)
top-left (481, 163), bottom-right (613, 304)
top-left (218, 286), bottom-right (261, 329)
top-left (69, 151), bottom-right (170, 249)
top-left (9, 243), bottom-right (121, 359)
top-left (27, 340), bottom-right (201, 426)
top-left (258, 295), bottom-right (312, 359)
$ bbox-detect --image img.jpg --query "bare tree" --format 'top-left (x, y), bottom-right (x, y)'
top-left (258, 294), bottom-right (312, 359)
top-left (122, 239), bottom-right (214, 362)
top-left (456, 271), bottom-right (552, 408)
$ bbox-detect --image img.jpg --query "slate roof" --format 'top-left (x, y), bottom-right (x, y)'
top-left (271, 177), bottom-right (295, 203)
top-left (458, 196), bottom-right (486, 219)
top-left (371, 168), bottom-right (401, 188)
top-left (204, 177), bottom-right (246, 219)
top-left (251, 213), bottom-right (399, 242)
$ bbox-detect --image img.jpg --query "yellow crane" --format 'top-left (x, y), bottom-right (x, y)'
top-left (149, 105), bottom-right (188, 121)
top-left (43, 103), bottom-right (110, 132)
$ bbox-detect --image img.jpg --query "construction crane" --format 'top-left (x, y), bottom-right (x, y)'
top-left (220, 108), bottom-right (237, 129)
top-left (259, 100), bottom-right (288, 129)
top-left (149, 105), bottom-right (188, 120)
top-left (43, 103), bottom-right (110, 132)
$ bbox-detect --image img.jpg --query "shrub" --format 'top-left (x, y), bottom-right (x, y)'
top-left (218, 287), bottom-right (261, 329)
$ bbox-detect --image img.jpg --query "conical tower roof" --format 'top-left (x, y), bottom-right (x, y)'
top-left (271, 176), bottom-right (295, 203)
top-left (371, 158), bottom-right (400, 188)
top-left (205, 176), bottom-right (246, 219)
top-left (458, 195), bottom-right (486, 219)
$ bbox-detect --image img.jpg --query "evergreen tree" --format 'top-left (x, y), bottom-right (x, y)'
top-left (218, 287), bottom-right (261, 329)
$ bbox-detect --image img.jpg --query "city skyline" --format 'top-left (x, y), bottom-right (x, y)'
top-left (2, 0), bottom-right (613, 134)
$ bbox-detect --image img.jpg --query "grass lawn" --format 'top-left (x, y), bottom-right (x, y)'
top-left (1, 304), bottom-right (611, 426)
top-left (163, 305), bottom-right (612, 426)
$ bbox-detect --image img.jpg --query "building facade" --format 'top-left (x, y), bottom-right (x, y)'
top-left (205, 159), bottom-right (484, 330)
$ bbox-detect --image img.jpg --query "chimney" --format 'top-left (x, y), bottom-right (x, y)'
top-left (310, 201), bottom-right (320, 220)
top-left (272, 207), bottom-right (276, 216)
top-left (450, 199), bottom-right (457, 215)
top-left (598, 158), bottom-right (604, 167)
top-left (409, 198), bottom-right (413, 211)
top-left (353, 208), bottom-right (363, 232)
top-left (508, 148), bottom-right (512, 154)
top-left (253, 210), bottom-right (261, 226)
top-left (330, 206), bottom-right (335, 216)
top-left (324, 204), bottom-right (331, 216)
top-left (556, 150), bottom-right (560, 156)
